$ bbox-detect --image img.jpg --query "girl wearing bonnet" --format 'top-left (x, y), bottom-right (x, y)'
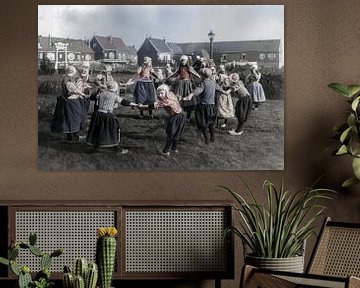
top-left (138, 84), bottom-right (186, 157)
top-left (127, 56), bottom-right (159, 118)
top-left (166, 55), bottom-right (201, 122)
top-left (86, 80), bottom-right (137, 154)
top-left (228, 73), bottom-right (253, 136)
top-left (51, 65), bottom-right (86, 143)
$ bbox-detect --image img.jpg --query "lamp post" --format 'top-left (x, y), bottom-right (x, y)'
top-left (208, 30), bottom-right (215, 60)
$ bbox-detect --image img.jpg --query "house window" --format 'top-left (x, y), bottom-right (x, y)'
top-left (85, 54), bottom-right (90, 61)
top-left (242, 53), bottom-right (246, 60)
top-left (46, 53), bottom-right (55, 61)
top-left (222, 54), bottom-right (227, 61)
top-left (105, 52), bottom-right (108, 58)
top-left (109, 52), bottom-right (115, 59)
top-left (39, 53), bottom-right (43, 60)
top-left (68, 53), bottom-right (75, 61)
top-left (268, 53), bottom-right (276, 60)
top-left (259, 53), bottom-right (265, 60)
top-left (92, 43), bottom-right (97, 49)
top-left (38, 43), bottom-right (42, 49)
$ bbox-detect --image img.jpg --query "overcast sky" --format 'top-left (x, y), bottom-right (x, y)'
top-left (38, 5), bottom-right (284, 63)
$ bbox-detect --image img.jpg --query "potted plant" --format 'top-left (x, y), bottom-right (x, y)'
top-left (328, 83), bottom-right (360, 187)
top-left (0, 232), bottom-right (64, 288)
top-left (221, 178), bottom-right (335, 273)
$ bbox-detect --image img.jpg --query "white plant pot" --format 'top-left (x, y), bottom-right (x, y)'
top-left (245, 254), bottom-right (305, 273)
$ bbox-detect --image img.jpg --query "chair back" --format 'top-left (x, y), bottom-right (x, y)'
top-left (307, 217), bottom-right (360, 278)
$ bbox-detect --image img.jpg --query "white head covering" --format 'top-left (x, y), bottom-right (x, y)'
top-left (229, 73), bottom-right (240, 83)
top-left (143, 56), bottom-right (152, 65)
top-left (180, 55), bottom-right (188, 64)
top-left (66, 65), bottom-right (76, 77)
top-left (107, 81), bottom-right (118, 92)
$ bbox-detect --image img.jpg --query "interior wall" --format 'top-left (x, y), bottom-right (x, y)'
top-left (1, 0), bottom-right (360, 287)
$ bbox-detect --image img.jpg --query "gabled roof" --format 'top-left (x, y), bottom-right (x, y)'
top-left (167, 42), bottom-right (183, 54)
top-left (38, 35), bottom-right (94, 53)
top-left (127, 45), bottom-right (137, 56)
top-left (148, 37), bottom-right (172, 54)
top-left (94, 35), bottom-right (128, 51)
top-left (176, 39), bottom-right (281, 54)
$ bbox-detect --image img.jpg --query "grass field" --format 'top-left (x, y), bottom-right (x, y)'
top-left (38, 92), bottom-right (284, 171)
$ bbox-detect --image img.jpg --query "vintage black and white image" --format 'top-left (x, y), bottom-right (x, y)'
top-left (38, 5), bottom-right (284, 170)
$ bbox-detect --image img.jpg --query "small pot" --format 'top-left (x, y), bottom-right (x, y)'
top-left (245, 254), bottom-right (305, 273)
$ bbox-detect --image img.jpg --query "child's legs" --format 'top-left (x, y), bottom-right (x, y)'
top-left (235, 121), bottom-right (244, 133)
top-left (202, 128), bottom-right (210, 144)
top-left (163, 138), bottom-right (173, 153)
top-left (171, 140), bottom-right (178, 150)
top-left (209, 123), bottom-right (215, 142)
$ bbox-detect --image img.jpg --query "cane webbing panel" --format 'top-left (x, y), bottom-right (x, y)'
top-left (15, 211), bottom-right (115, 272)
top-left (277, 275), bottom-right (345, 288)
top-left (309, 226), bottom-right (360, 277)
top-left (125, 210), bottom-right (227, 273)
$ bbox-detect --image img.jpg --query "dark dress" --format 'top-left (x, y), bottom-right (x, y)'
top-left (86, 90), bottom-right (128, 148)
top-left (232, 81), bottom-right (253, 124)
top-left (51, 75), bottom-right (83, 134)
top-left (133, 66), bottom-right (157, 105)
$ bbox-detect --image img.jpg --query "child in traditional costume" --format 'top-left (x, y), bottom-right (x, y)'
top-left (51, 65), bottom-right (86, 143)
top-left (138, 84), bottom-right (186, 157)
top-left (127, 56), bottom-right (159, 118)
top-left (166, 55), bottom-right (201, 122)
top-left (228, 73), bottom-right (253, 136)
top-left (245, 65), bottom-right (266, 110)
top-left (86, 81), bottom-right (137, 153)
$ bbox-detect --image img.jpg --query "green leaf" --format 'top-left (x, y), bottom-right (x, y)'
top-left (340, 126), bottom-right (353, 143)
top-left (328, 83), bottom-right (351, 97)
top-left (347, 85), bottom-right (360, 97)
top-left (352, 157), bottom-right (360, 179)
top-left (347, 114), bottom-right (356, 127)
top-left (342, 177), bottom-right (360, 188)
top-left (336, 145), bottom-right (348, 155)
top-left (351, 96), bottom-right (360, 111)
top-left (0, 257), bottom-right (9, 266)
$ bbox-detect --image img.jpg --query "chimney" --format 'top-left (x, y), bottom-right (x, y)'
top-left (48, 34), bottom-right (51, 47)
top-left (109, 35), bottom-right (113, 43)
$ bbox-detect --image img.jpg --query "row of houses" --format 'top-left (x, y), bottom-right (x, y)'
top-left (38, 34), bottom-right (281, 72)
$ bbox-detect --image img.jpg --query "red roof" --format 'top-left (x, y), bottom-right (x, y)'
top-left (95, 35), bottom-right (128, 51)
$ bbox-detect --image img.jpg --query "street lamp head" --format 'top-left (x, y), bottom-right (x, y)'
top-left (208, 30), bottom-right (215, 41)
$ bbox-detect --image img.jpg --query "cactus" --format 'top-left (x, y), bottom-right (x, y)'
top-left (73, 275), bottom-right (85, 288)
top-left (74, 258), bottom-right (87, 280)
top-left (63, 272), bottom-right (74, 288)
top-left (0, 232), bottom-right (64, 288)
top-left (29, 232), bottom-right (37, 246)
top-left (29, 245), bottom-right (44, 257)
top-left (63, 259), bottom-right (98, 288)
top-left (18, 270), bottom-right (32, 288)
top-left (85, 262), bottom-right (98, 288)
top-left (96, 227), bottom-right (118, 288)
top-left (41, 253), bottom-right (52, 270)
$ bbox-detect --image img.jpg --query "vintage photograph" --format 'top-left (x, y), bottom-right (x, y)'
top-left (38, 5), bottom-right (284, 170)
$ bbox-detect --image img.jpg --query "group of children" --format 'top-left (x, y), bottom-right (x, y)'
top-left (50, 55), bottom-right (266, 156)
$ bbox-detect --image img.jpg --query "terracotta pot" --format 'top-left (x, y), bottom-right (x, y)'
top-left (245, 254), bottom-right (305, 273)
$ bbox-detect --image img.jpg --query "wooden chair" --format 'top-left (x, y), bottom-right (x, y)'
top-left (241, 217), bottom-right (360, 288)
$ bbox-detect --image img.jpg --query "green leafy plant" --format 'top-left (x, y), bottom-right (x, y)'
top-left (0, 232), bottom-right (63, 288)
top-left (221, 179), bottom-right (335, 258)
top-left (328, 83), bottom-right (360, 187)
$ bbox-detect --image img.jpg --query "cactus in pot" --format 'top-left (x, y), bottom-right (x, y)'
top-left (0, 232), bottom-right (64, 288)
top-left (96, 227), bottom-right (118, 288)
top-left (62, 259), bottom-right (98, 288)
